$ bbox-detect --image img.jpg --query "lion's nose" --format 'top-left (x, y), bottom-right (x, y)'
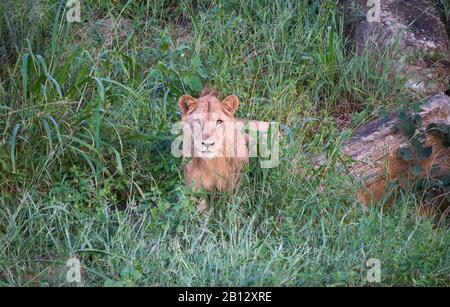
top-left (202, 142), bottom-right (215, 148)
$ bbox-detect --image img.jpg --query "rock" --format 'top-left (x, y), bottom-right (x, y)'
top-left (314, 93), bottom-right (450, 205)
top-left (344, 0), bottom-right (450, 95)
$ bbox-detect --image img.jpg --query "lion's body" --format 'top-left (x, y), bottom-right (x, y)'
top-left (179, 89), bottom-right (248, 192)
top-left (184, 157), bottom-right (247, 191)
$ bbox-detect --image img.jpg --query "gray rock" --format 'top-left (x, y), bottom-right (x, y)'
top-left (344, 0), bottom-right (450, 95)
top-left (313, 93), bottom-right (450, 205)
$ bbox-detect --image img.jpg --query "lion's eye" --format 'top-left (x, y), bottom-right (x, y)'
top-left (216, 120), bottom-right (223, 125)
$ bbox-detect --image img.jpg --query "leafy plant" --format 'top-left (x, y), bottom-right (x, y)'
top-left (426, 123), bottom-right (450, 148)
top-left (395, 110), bottom-right (450, 209)
top-left (395, 111), bottom-right (432, 175)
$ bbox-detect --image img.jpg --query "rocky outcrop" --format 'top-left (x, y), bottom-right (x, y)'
top-left (344, 0), bottom-right (450, 95)
top-left (314, 93), bottom-right (450, 205)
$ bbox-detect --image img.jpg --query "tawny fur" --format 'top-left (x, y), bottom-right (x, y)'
top-left (179, 89), bottom-right (248, 191)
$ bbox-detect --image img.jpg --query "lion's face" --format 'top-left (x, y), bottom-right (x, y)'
top-left (179, 93), bottom-right (240, 159)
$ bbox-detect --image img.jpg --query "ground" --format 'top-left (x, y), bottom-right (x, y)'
top-left (0, 0), bottom-right (448, 286)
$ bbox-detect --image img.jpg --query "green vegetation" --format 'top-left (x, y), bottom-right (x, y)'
top-left (0, 0), bottom-right (448, 286)
top-left (395, 111), bottom-right (450, 218)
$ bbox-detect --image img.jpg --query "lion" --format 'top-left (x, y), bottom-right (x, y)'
top-left (178, 88), bottom-right (249, 192)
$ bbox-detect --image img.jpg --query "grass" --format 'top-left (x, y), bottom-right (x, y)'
top-left (0, 0), bottom-right (448, 286)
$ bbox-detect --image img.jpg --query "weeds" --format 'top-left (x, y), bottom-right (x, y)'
top-left (0, 0), bottom-right (448, 286)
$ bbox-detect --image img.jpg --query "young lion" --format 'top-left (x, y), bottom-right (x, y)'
top-left (179, 88), bottom-right (248, 192)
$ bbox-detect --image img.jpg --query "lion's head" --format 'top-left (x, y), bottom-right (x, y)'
top-left (178, 89), bottom-right (240, 159)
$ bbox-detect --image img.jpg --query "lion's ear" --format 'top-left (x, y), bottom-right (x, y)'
top-left (222, 95), bottom-right (239, 115)
top-left (179, 95), bottom-right (197, 115)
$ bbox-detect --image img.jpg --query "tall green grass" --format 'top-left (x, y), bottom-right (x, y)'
top-left (0, 0), bottom-right (448, 286)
